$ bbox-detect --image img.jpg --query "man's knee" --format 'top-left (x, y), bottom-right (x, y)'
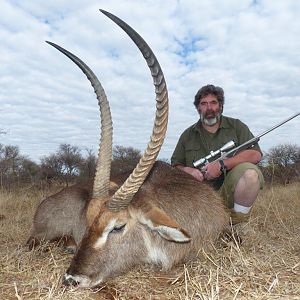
top-left (220, 163), bottom-right (264, 208)
top-left (241, 169), bottom-right (260, 186)
top-left (240, 167), bottom-right (264, 189)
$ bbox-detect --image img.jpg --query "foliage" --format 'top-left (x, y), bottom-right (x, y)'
top-left (0, 144), bottom-right (38, 188)
top-left (40, 144), bottom-right (83, 186)
top-left (0, 142), bottom-right (299, 189)
top-left (261, 143), bottom-right (300, 184)
top-left (111, 145), bottom-right (141, 176)
top-left (78, 148), bottom-right (96, 180)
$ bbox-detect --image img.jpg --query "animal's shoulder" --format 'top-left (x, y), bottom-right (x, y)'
top-left (145, 160), bottom-right (200, 188)
top-left (110, 170), bottom-right (132, 186)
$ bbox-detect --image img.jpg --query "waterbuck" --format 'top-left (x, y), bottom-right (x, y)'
top-left (58, 10), bottom-right (229, 288)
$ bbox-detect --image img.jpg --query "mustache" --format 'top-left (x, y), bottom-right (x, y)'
top-left (205, 111), bottom-right (216, 116)
top-left (203, 110), bottom-right (218, 118)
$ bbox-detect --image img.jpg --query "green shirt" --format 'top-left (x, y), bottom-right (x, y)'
top-left (171, 115), bottom-right (262, 168)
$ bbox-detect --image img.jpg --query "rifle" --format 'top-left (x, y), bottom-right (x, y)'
top-left (193, 112), bottom-right (300, 169)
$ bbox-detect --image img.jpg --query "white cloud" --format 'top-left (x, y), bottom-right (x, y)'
top-left (0, 0), bottom-right (299, 163)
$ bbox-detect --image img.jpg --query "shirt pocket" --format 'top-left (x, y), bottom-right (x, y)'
top-left (185, 145), bottom-right (205, 168)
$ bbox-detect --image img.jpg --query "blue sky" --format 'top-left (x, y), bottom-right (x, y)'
top-left (0, 0), bottom-right (299, 162)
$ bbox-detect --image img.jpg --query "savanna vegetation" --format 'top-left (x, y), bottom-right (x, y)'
top-left (0, 142), bottom-right (299, 299)
top-left (1, 183), bottom-right (299, 299)
top-left (0, 143), bottom-right (142, 189)
top-left (0, 142), bottom-right (299, 190)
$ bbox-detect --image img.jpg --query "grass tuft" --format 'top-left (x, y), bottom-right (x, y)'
top-left (0, 184), bottom-right (299, 299)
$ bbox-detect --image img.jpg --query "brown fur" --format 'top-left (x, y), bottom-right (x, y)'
top-left (27, 171), bottom-right (132, 250)
top-left (64, 161), bottom-right (229, 287)
top-left (28, 161), bottom-right (229, 287)
top-left (27, 184), bottom-right (91, 250)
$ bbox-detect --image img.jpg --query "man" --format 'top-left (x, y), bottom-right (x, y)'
top-left (171, 84), bottom-right (264, 224)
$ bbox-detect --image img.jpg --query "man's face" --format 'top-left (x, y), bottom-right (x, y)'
top-left (197, 94), bottom-right (222, 126)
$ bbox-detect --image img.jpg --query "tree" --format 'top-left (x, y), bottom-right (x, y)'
top-left (17, 158), bottom-right (40, 186)
top-left (40, 144), bottom-right (83, 186)
top-left (111, 145), bottom-right (141, 176)
top-left (57, 144), bottom-right (83, 184)
top-left (267, 143), bottom-right (299, 167)
top-left (78, 148), bottom-right (96, 180)
top-left (2, 145), bottom-right (20, 176)
top-left (0, 144), bottom-right (21, 188)
top-left (265, 143), bottom-right (300, 184)
top-left (40, 154), bottom-right (63, 183)
top-left (0, 144), bottom-right (38, 188)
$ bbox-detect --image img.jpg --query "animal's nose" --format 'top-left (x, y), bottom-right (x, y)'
top-left (62, 273), bottom-right (79, 286)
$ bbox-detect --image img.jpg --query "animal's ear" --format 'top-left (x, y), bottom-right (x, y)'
top-left (139, 206), bottom-right (191, 243)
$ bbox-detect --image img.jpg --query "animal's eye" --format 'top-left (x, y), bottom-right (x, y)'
top-left (111, 224), bottom-right (126, 233)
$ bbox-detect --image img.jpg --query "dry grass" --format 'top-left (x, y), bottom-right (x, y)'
top-left (0, 183), bottom-right (299, 299)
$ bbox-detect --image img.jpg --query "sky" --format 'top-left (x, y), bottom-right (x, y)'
top-left (1, 0), bottom-right (300, 163)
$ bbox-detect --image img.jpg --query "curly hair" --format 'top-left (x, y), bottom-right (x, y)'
top-left (193, 84), bottom-right (224, 108)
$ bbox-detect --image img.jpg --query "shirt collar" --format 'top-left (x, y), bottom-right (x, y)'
top-left (219, 115), bottom-right (231, 129)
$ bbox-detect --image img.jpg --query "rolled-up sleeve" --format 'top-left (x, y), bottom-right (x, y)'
top-left (171, 133), bottom-right (186, 166)
top-left (236, 120), bottom-right (263, 155)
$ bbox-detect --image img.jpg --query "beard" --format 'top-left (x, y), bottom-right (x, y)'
top-left (199, 110), bottom-right (221, 126)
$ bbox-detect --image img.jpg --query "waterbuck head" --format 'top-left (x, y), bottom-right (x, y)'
top-left (64, 196), bottom-right (192, 287)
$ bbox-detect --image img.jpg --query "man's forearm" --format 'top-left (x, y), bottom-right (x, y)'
top-left (175, 164), bottom-right (186, 171)
top-left (175, 164), bottom-right (204, 182)
top-left (222, 149), bottom-right (262, 170)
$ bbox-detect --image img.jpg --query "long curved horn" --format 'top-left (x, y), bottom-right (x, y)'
top-left (99, 10), bottom-right (169, 211)
top-left (46, 41), bottom-right (112, 198)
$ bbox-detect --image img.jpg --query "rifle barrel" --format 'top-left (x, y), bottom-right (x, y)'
top-left (193, 112), bottom-right (300, 168)
top-left (224, 112), bottom-right (300, 158)
top-left (256, 112), bottom-right (300, 139)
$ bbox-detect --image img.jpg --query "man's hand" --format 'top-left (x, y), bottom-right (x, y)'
top-left (176, 166), bottom-right (204, 182)
top-left (202, 161), bottom-right (222, 180)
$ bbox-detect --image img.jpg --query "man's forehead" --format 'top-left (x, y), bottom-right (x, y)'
top-left (199, 94), bottom-right (218, 102)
